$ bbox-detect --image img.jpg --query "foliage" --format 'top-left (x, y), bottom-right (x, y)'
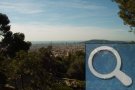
top-left (114, 0), bottom-right (135, 30)
top-left (0, 13), bottom-right (31, 58)
top-left (0, 46), bottom-right (85, 90)
top-left (6, 50), bottom-right (56, 90)
top-left (67, 50), bottom-right (85, 80)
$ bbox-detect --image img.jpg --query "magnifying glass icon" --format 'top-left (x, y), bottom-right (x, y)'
top-left (88, 46), bottom-right (132, 86)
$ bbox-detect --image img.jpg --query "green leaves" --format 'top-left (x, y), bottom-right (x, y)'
top-left (0, 13), bottom-right (31, 58)
top-left (114, 0), bottom-right (135, 28)
top-left (0, 13), bottom-right (10, 26)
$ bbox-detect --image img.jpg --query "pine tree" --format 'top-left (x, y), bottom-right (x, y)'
top-left (114, 0), bottom-right (135, 30)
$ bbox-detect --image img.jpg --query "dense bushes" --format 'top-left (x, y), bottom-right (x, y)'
top-left (0, 46), bottom-right (85, 90)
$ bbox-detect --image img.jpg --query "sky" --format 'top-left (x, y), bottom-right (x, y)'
top-left (0, 0), bottom-right (134, 41)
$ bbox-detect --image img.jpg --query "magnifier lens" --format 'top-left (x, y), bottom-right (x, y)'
top-left (93, 50), bottom-right (117, 74)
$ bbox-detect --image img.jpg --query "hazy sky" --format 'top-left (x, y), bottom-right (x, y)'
top-left (0, 0), bottom-right (134, 41)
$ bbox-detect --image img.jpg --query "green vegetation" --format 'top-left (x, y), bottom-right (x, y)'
top-left (0, 47), bottom-right (85, 90)
top-left (0, 13), bottom-right (85, 90)
top-left (114, 0), bottom-right (135, 31)
top-left (0, 13), bottom-right (31, 57)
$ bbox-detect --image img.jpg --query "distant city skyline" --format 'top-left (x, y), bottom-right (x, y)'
top-left (0, 0), bottom-right (134, 41)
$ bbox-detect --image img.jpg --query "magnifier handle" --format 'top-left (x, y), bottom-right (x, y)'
top-left (115, 70), bottom-right (132, 86)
